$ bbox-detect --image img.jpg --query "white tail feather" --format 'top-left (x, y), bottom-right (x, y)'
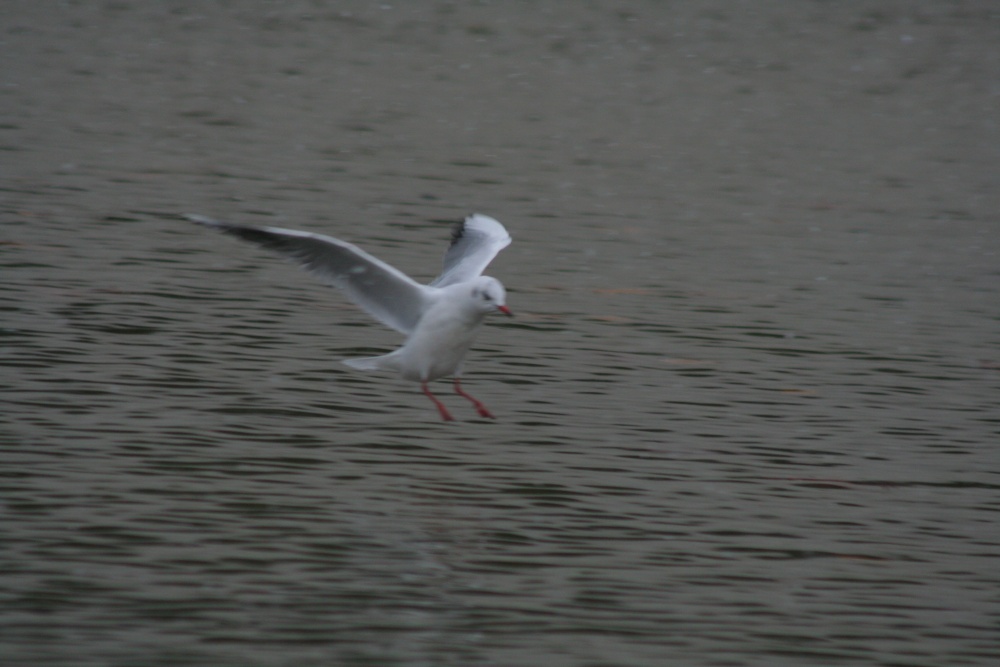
top-left (343, 354), bottom-right (398, 372)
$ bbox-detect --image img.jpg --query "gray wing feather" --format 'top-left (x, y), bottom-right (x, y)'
top-left (430, 214), bottom-right (511, 288)
top-left (189, 215), bottom-right (431, 335)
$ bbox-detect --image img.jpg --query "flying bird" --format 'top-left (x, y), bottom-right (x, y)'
top-left (189, 213), bottom-right (512, 421)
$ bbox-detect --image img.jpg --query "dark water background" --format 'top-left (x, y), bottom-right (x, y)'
top-left (3, 2), bottom-right (999, 665)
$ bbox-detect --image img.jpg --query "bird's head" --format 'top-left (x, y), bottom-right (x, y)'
top-left (471, 276), bottom-right (512, 316)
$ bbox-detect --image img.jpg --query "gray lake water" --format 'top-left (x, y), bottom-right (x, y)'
top-left (3, 2), bottom-right (999, 666)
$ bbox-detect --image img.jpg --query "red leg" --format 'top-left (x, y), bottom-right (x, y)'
top-left (421, 382), bottom-right (454, 421)
top-left (453, 378), bottom-right (495, 419)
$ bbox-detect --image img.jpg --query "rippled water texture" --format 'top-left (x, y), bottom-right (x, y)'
top-left (3, 2), bottom-right (999, 666)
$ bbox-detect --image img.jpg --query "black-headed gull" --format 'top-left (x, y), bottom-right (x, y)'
top-left (189, 213), bottom-right (512, 421)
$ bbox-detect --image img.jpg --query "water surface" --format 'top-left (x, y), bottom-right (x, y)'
top-left (3, 3), bottom-right (999, 666)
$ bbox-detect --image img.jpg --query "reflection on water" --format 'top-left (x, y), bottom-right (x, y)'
top-left (3, 2), bottom-right (1000, 666)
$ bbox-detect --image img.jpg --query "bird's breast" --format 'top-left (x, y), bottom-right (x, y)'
top-left (399, 306), bottom-right (486, 380)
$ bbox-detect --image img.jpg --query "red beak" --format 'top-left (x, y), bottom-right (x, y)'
top-left (497, 304), bottom-right (512, 316)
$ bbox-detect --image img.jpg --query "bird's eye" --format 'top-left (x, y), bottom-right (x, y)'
top-left (481, 292), bottom-right (492, 301)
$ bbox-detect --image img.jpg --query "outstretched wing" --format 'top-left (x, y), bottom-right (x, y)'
top-left (429, 214), bottom-right (511, 288)
top-left (189, 215), bottom-right (433, 335)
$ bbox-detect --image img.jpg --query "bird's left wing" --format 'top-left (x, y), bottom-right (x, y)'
top-left (189, 215), bottom-right (433, 335)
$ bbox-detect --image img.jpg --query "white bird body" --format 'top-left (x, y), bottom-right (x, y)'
top-left (190, 213), bottom-right (512, 420)
top-left (347, 277), bottom-right (504, 381)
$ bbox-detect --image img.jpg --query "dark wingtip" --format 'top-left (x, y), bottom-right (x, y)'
top-left (449, 216), bottom-right (471, 246)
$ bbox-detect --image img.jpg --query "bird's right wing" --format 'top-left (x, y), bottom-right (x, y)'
top-left (189, 215), bottom-right (432, 335)
top-left (430, 214), bottom-right (511, 287)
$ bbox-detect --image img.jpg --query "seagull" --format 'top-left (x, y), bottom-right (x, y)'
top-left (188, 213), bottom-right (512, 421)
